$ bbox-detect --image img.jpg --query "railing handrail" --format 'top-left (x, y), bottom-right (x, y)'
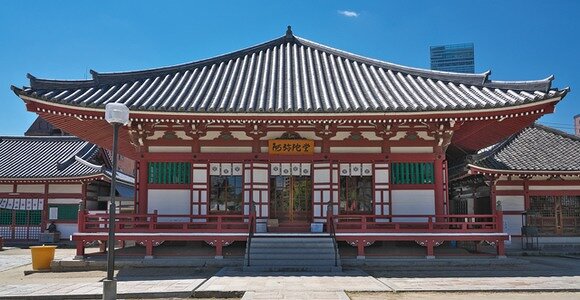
top-left (246, 204), bottom-right (257, 267)
top-left (327, 203), bottom-right (339, 267)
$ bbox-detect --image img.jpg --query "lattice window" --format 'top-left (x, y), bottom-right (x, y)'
top-left (391, 162), bottom-right (434, 184)
top-left (0, 209), bottom-right (11, 225)
top-left (148, 162), bottom-right (191, 184)
top-left (561, 196), bottom-right (580, 218)
top-left (210, 176), bottom-right (243, 213)
top-left (339, 176), bottom-right (373, 214)
top-left (529, 196), bottom-right (555, 217)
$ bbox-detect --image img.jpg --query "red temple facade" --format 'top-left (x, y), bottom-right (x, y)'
top-left (11, 28), bottom-right (570, 262)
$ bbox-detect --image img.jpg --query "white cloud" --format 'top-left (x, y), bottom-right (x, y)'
top-left (338, 10), bottom-right (359, 18)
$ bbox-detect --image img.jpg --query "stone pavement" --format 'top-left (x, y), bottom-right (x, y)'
top-left (0, 279), bottom-right (204, 299)
top-left (2, 246), bottom-right (580, 299)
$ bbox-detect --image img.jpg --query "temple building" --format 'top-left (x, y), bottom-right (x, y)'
top-left (451, 124), bottom-right (580, 242)
top-left (10, 27), bottom-right (571, 262)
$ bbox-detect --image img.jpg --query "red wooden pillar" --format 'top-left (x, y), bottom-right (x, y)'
top-left (496, 240), bottom-right (506, 258)
top-left (145, 240), bottom-right (154, 258)
top-left (357, 242), bottom-right (365, 259)
top-left (523, 179), bottom-right (530, 210)
top-left (138, 160), bottom-right (149, 215)
top-left (434, 155), bottom-right (445, 216)
top-left (215, 242), bottom-right (224, 259)
top-left (426, 240), bottom-right (435, 259)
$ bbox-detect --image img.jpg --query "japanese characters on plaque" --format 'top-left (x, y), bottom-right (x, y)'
top-left (268, 139), bottom-right (314, 155)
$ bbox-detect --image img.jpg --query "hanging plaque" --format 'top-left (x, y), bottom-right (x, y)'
top-left (268, 140), bottom-right (314, 155)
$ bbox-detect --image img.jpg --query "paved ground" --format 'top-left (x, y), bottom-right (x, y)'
top-left (1, 247), bottom-right (580, 299)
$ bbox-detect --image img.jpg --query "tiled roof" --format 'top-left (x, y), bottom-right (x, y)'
top-left (0, 136), bottom-right (101, 180)
top-left (12, 28), bottom-right (568, 114)
top-left (469, 124), bottom-right (580, 172)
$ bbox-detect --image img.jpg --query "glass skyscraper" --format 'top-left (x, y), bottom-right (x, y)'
top-left (430, 43), bottom-right (474, 73)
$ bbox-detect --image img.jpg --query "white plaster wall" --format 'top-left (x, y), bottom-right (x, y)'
top-left (193, 169), bottom-right (207, 184)
top-left (200, 146), bottom-right (252, 153)
top-left (503, 215), bottom-right (522, 235)
top-left (148, 189), bottom-right (190, 222)
top-left (48, 198), bottom-right (81, 205)
top-left (375, 169), bottom-right (389, 184)
top-left (262, 131), bottom-right (321, 140)
top-left (497, 195), bottom-right (525, 211)
top-left (49, 184), bottom-right (82, 194)
top-left (16, 185), bottom-right (44, 193)
top-left (391, 190), bottom-right (435, 222)
top-left (314, 169), bottom-right (330, 183)
top-left (330, 147), bottom-right (381, 153)
top-left (54, 223), bottom-right (77, 240)
top-left (0, 185), bottom-right (13, 193)
top-left (253, 169), bottom-right (268, 183)
top-left (148, 146), bottom-right (192, 153)
top-left (529, 185), bottom-right (580, 190)
top-left (230, 131), bottom-right (253, 140)
top-left (390, 147), bottom-right (433, 153)
top-left (496, 186), bottom-right (524, 191)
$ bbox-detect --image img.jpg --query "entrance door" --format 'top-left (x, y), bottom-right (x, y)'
top-left (270, 176), bottom-right (312, 224)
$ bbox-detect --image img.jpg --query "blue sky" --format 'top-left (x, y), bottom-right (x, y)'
top-left (1, 0), bottom-right (578, 135)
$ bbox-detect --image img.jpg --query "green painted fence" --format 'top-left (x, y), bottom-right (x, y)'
top-left (391, 162), bottom-right (434, 184)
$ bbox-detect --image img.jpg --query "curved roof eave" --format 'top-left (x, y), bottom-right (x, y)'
top-left (11, 30), bottom-right (569, 114)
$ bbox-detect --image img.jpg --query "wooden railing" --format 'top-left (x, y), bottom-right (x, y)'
top-left (246, 204), bottom-right (257, 266)
top-left (333, 213), bottom-right (503, 233)
top-left (78, 210), bottom-right (250, 233)
top-left (326, 204), bottom-right (339, 267)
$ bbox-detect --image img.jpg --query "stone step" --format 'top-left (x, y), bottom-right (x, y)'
top-left (247, 259), bottom-right (339, 266)
top-left (251, 237), bottom-right (333, 242)
top-left (245, 253), bottom-right (337, 260)
top-left (248, 248), bottom-right (336, 254)
top-left (242, 265), bottom-right (342, 272)
top-left (248, 242), bottom-right (334, 249)
top-left (244, 236), bottom-right (341, 271)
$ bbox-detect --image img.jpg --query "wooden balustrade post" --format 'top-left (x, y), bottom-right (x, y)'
top-left (151, 210), bottom-right (158, 230)
top-left (217, 216), bottom-right (222, 231)
top-left (75, 242), bottom-right (85, 258)
top-left (326, 203), bottom-right (333, 232)
top-left (428, 216), bottom-right (433, 231)
top-left (496, 210), bottom-right (504, 233)
top-left (78, 210), bottom-right (86, 233)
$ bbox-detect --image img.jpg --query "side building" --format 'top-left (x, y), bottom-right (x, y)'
top-left (0, 136), bottom-right (134, 241)
top-left (451, 124), bottom-right (580, 246)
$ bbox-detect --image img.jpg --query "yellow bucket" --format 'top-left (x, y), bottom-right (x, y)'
top-left (30, 245), bottom-right (57, 270)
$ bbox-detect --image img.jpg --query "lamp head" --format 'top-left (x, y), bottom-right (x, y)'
top-left (105, 103), bottom-right (130, 125)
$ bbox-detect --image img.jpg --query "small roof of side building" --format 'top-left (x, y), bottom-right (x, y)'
top-left (0, 136), bottom-right (134, 185)
top-left (12, 27), bottom-right (567, 114)
top-left (467, 124), bottom-right (580, 176)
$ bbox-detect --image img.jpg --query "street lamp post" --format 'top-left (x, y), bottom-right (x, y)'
top-left (103, 103), bottom-right (129, 300)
